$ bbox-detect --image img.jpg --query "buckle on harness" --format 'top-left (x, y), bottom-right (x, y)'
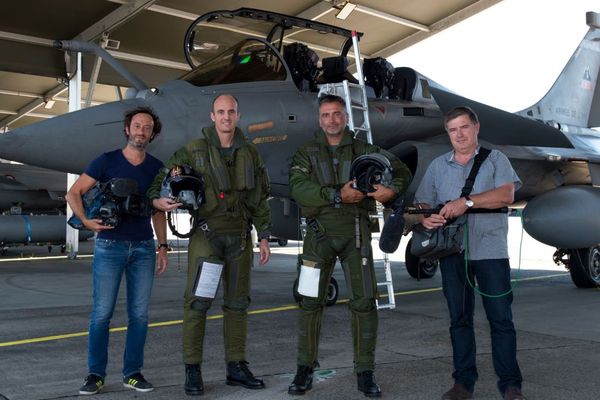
top-left (306, 218), bottom-right (327, 242)
top-left (198, 220), bottom-right (216, 240)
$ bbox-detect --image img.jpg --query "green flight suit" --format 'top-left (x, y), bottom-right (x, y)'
top-left (148, 126), bottom-right (271, 364)
top-left (289, 128), bottom-right (411, 373)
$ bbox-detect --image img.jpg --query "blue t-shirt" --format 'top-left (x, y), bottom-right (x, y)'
top-left (85, 149), bottom-right (163, 241)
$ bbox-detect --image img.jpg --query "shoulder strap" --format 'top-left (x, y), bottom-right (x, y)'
top-left (460, 147), bottom-right (491, 197)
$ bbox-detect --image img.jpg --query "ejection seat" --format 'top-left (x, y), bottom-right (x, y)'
top-left (390, 67), bottom-right (417, 101)
top-left (363, 57), bottom-right (395, 98)
top-left (283, 42), bottom-right (319, 92)
top-left (316, 56), bottom-right (359, 85)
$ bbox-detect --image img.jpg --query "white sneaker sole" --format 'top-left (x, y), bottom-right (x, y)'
top-left (79, 386), bottom-right (102, 395)
top-left (123, 383), bottom-right (154, 392)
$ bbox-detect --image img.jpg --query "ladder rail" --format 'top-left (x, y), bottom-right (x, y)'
top-left (351, 30), bottom-right (373, 144)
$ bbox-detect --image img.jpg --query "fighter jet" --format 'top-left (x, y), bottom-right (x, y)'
top-left (0, 8), bottom-right (598, 288)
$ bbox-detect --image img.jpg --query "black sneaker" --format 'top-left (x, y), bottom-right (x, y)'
top-left (123, 372), bottom-right (154, 392)
top-left (79, 374), bottom-right (104, 395)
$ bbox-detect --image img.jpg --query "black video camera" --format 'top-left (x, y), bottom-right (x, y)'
top-left (68, 178), bottom-right (146, 229)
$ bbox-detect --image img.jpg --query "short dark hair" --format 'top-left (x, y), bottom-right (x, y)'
top-left (123, 106), bottom-right (162, 142)
top-left (211, 94), bottom-right (239, 112)
top-left (444, 106), bottom-right (479, 129)
top-left (318, 94), bottom-right (346, 109)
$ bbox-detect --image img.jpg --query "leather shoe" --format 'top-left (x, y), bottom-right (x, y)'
top-left (357, 371), bottom-right (381, 398)
top-left (226, 361), bottom-right (265, 389)
top-left (288, 365), bottom-right (314, 395)
top-left (504, 387), bottom-right (526, 400)
top-left (441, 383), bottom-right (474, 400)
top-left (184, 364), bottom-right (203, 396)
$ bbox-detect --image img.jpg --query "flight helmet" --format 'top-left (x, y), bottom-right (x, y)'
top-left (160, 165), bottom-right (205, 211)
top-left (350, 153), bottom-right (393, 193)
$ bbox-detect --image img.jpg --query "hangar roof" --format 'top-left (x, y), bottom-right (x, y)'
top-left (0, 0), bottom-right (501, 131)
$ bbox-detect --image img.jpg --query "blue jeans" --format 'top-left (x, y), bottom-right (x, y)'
top-left (88, 238), bottom-right (156, 378)
top-left (439, 253), bottom-right (522, 395)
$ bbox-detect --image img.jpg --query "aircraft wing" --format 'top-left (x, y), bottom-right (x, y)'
top-left (430, 87), bottom-right (575, 148)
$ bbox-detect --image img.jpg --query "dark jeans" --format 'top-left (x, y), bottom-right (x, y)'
top-left (439, 253), bottom-right (522, 395)
top-left (88, 238), bottom-right (156, 378)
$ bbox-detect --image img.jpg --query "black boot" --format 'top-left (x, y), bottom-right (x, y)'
top-left (226, 361), bottom-right (265, 389)
top-left (184, 364), bottom-right (204, 396)
top-left (357, 371), bottom-right (381, 398)
top-left (288, 365), bottom-right (314, 395)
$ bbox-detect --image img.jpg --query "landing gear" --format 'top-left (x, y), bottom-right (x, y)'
top-left (0, 247), bottom-right (7, 256)
top-left (564, 246), bottom-right (600, 288)
top-left (60, 245), bottom-right (66, 254)
top-left (404, 238), bottom-right (438, 279)
top-left (293, 276), bottom-right (339, 307)
top-left (277, 238), bottom-right (288, 247)
top-left (325, 277), bottom-right (339, 306)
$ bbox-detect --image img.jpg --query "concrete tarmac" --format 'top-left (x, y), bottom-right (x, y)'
top-left (1, 222), bottom-right (599, 400)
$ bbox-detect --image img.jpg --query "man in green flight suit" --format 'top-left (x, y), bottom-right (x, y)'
top-left (149, 94), bottom-right (272, 396)
top-left (287, 94), bottom-right (411, 398)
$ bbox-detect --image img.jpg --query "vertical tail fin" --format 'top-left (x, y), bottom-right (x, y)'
top-left (517, 11), bottom-right (600, 128)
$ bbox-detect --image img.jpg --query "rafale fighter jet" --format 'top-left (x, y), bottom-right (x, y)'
top-left (0, 8), bottom-right (599, 288)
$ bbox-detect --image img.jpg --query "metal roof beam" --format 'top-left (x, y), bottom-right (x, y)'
top-left (0, 31), bottom-right (191, 72)
top-left (0, 110), bottom-right (54, 119)
top-left (107, 0), bottom-right (198, 21)
top-left (296, 1), bottom-right (335, 20)
top-left (0, 89), bottom-right (103, 106)
top-left (351, 4), bottom-right (430, 32)
top-left (0, 84), bottom-right (67, 129)
top-left (76, 0), bottom-right (157, 41)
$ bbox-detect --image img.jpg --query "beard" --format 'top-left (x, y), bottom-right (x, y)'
top-left (128, 134), bottom-right (149, 149)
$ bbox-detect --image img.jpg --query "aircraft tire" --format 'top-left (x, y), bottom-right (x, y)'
top-left (404, 238), bottom-right (438, 279)
top-left (277, 238), bottom-right (288, 247)
top-left (568, 246), bottom-right (600, 288)
top-left (325, 277), bottom-right (339, 307)
top-left (292, 276), bottom-right (339, 307)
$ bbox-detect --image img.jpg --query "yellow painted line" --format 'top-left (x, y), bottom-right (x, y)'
top-left (0, 272), bottom-right (569, 348)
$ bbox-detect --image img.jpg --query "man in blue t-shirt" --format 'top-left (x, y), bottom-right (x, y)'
top-left (66, 106), bottom-right (168, 395)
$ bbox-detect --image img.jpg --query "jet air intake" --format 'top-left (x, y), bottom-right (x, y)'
top-left (522, 186), bottom-right (600, 249)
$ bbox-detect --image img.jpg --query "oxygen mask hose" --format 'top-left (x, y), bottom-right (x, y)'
top-left (463, 216), bottom-right (522, 297)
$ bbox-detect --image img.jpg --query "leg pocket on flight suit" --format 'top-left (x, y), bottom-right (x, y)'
top-left (341, 257), bottom-right (377, 301)
top-left (296, 254), bottom-right (331, 303)
top-left (189, 257), bottom-right (224, 311)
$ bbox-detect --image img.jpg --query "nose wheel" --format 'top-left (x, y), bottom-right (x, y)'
top-left (567, 246), bottom-right (600, 288)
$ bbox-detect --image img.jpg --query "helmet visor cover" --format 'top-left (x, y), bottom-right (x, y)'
top-left (350, 153), bottom-right (393, 193)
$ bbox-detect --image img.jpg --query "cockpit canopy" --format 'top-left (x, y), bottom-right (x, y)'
top-left (182, 38), bottom-right (287, 87)
top-left (181, 8), bottom-right (360, 88)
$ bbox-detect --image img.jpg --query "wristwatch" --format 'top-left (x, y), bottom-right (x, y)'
top-left (157, 243), bottom-right (169, 251)
top-left (333, 188), bottom-right (342, 208)
top-left (465, 196), bottom-right (474, 208)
